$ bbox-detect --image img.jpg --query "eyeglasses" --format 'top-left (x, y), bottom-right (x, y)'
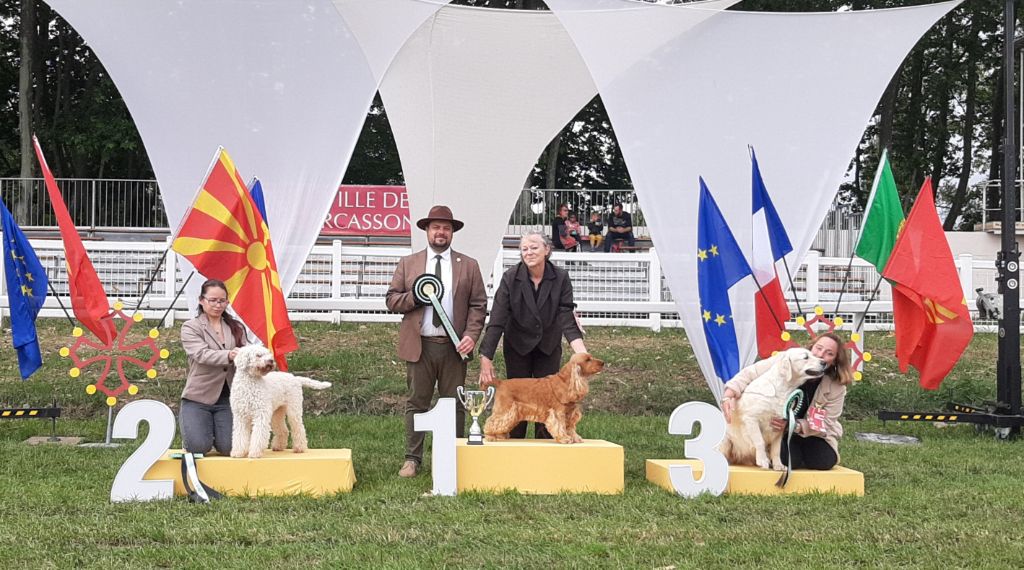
top-left (202, 296), bottom-right (229, 306)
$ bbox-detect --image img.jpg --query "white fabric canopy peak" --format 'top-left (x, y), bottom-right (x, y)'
top-left (44, 0), bottom-right (447, 299)
top-left (547, 0), bottom-right (961, 399)
top-left (378, 4), bottom-right (598, 276)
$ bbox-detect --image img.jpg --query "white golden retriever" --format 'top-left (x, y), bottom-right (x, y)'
top-left (719, 347), bottom-right (826, 470)
top-left (230, 345), bottom-right (332, 458)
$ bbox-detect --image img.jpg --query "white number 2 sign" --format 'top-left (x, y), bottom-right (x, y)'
top-left (667, 401), bottom-right (729, 498)
top-left (110, 400), bottom-right (176, 503)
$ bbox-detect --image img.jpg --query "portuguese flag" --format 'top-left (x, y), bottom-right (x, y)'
top-left (855, 149), bottom-right (905, 273)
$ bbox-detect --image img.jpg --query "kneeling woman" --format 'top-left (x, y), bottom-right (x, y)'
top-left (720, 333), bottom-right (854, 470)
top-left (179, 279), bottom-right (247, 455)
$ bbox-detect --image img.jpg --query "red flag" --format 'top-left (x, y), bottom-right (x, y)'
top-left (33, 135), bottom-right (115, 343)
top-left (754, 277), bottom-right (792, 357)
top-left (881, 178), bottom-right (972, 389)
top-left (172, 148), bottom-right (297, 370)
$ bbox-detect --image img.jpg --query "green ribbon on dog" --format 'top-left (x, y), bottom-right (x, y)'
top-left (776, 389), bottom-right (805, 489)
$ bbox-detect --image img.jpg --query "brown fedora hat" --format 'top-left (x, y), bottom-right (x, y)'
top-left (416, 205), bottom-right (464, 232)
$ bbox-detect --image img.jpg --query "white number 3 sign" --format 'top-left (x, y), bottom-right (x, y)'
top-left (667, 401), bottom-right (729, 498)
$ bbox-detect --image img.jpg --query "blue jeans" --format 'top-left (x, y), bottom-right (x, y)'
top-left (179, 395), bottom-right (233, 455)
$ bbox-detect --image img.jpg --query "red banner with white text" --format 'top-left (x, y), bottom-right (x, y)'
top-left (322, 185), bottom-right (410, 236)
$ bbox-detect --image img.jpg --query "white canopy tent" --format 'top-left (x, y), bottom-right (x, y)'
top-left (44, 0), bottom-right (448, 295)
top-left (547, 0), bottom-right (959, 398)
top-left (44, 0), bottom-right (960, 395)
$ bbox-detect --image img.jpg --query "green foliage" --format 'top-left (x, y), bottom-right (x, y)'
top-left (3, 1), bottom-right (151, 179)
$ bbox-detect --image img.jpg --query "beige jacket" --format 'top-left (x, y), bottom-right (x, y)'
top-left (180, 313), bottom-right (243, 405)
top-left (385, 249), bottom-right (488, 363)
top-left (723, 353), bottom-right (848, 460)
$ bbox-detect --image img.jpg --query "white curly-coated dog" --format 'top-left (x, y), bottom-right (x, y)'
top-left (230, 345), bottom-right (332, 458)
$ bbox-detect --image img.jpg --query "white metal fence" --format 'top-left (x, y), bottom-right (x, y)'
top-left (0, 239), bottom-right (1008, 335)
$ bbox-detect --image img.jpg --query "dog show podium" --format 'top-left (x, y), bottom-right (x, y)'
top-left (645, 459), bottom-right (864, 496)
top-left (456, 439), bottom-right (624, 494)
top-left (144, 449), bottom-right (357, 497)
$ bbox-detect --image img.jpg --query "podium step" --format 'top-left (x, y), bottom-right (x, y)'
top-left (457, 438), bottom-right (623, 494)
top-left (145, 449), bottom-right (357, 497)
top-left (646, 459), bottom-right (864, 496)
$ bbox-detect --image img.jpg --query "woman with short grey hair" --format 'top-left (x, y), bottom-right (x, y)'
top-left (478, 232), bottom-right (588, 439)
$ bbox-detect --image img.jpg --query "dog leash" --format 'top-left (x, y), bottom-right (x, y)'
top-left (176, 452), bottom-right (224, 503)
top-left (775, 389), bottom-right (805, 489)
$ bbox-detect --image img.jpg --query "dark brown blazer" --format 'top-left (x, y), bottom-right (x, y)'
top-left (386, 248), bottom-right (488, 363)
top-left (479, 261), bottom-right (582, 360)
top-left (180, 313), bottom-right (243, 405)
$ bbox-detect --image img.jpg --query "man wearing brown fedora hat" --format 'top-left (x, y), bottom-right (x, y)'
top-left (386, 205), bottom-right (487, 477)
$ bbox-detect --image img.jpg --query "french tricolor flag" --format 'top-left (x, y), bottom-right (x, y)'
top-left (750, 148), bottom-right (794, 358)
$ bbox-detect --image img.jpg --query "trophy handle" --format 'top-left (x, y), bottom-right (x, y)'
top-left (456, 385), bottom-right (468, 407)
top-left (483, 385), bottom-right (495, 408)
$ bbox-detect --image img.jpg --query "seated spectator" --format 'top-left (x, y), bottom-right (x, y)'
top-left (561, 212), bottom-right (582, 251)
top-left (603, 202), bottom-right (636, 252)
top-left (551, 203), bottom-right (573, 251)
top-left (587, 212), bottom-right (605, 251)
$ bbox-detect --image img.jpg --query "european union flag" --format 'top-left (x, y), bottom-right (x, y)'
top-left (697, 178), bottom-right (752, 382)
top-left (248, 177), bottom-right (268, 224)
top-left (1, 197), bottom-right (48, 379)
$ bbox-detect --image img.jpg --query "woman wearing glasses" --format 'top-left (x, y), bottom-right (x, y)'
top-left (179, 279), bottom-right (248, 454)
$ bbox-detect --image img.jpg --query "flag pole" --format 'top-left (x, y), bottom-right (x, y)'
top-left (155, 271), bottom-right (195, 328)
top-left (746, 145), bottom-right (792, 332)
top-left (834, 148), bottom-right (891, 314)
top-left (46, 280), bottom-right (76, 330)
top-left (780, 256), bottom-right (805, 316)
top-left (853, 273), bottom-right (886, 334)
top-left (750, 271), bottom-right (786, 332)
top-left (132, 246), bottom-right (170, 314)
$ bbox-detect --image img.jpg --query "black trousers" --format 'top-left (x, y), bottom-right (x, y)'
top-left (781, 435), bottom-right (838, 470)
top-left (503, 343), bottom-right (562, 440)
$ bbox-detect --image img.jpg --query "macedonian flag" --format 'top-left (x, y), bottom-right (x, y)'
top-left (172, 148), bottom-right (297, 370)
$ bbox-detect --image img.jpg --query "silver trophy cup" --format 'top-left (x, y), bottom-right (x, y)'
top-left (457, 385), bottom-right (495, 445)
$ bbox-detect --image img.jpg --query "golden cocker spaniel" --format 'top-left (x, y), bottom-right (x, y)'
top-left (483, 352), bottom-right (604, 444)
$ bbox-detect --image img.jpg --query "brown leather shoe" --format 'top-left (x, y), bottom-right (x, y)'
top-left (398, 460), bottom-right (419, 478)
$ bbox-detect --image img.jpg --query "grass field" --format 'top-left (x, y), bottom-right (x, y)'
top-left (1, 321), bottom-right (1023, 568)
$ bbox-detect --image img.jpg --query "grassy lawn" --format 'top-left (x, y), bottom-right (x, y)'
top-left (1, 321), bottom-right (1022, 567)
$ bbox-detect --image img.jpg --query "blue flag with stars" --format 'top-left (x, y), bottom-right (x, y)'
top-left (697, 178), bottom-right (752, 382)
top-left (1, 197), bottom-right (48, 379)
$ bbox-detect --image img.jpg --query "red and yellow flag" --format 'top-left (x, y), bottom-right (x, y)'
top-left (172, 148), bottom-right (297, 369)
top-left (882, 178), bottom-right (972, 390)
top-left (33, 135), bottom-right (116, 344)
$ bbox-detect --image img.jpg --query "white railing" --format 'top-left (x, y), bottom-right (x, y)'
top-left (0, 240), bottom-right (1009, 336)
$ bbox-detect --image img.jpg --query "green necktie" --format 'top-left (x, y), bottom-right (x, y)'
top-left (433, 255), bottom-right (443, 328)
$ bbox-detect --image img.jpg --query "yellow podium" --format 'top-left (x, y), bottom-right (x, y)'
top-left (646, 459), bottom-right (864, 496)
top-left (144, 449), bottom-right (357, 497)
top-left (456, 439), bottom-right (623, 494)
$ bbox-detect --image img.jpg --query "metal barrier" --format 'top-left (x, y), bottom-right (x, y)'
top-left (0, 178), bottom-right (167, 232)
top-left (0, 240), bottom-right (1007, 334)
